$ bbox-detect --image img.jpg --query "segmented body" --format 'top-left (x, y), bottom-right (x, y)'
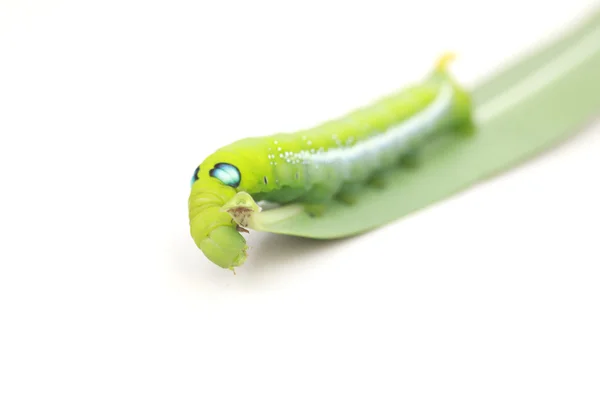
top-left (189, 54), bottom-right (475, 270)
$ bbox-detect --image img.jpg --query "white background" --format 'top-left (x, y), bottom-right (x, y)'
top-left (1, 1), bottom-right (599, 399)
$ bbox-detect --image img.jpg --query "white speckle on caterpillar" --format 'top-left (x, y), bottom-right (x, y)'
top-left (300, 84), bottom-right (454, 168)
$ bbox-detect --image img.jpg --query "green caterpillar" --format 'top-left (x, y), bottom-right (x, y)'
top-left (188, 54), bottom-right (475, 271)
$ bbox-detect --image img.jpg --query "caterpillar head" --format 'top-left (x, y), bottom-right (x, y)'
top-left (188, 154), bottom-right (261, 272)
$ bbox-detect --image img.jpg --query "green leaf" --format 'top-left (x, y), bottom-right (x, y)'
top-left (252, 10), bottom-right (600, 239)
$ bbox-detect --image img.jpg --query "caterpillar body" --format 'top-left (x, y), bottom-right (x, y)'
top-left (189, 54), bottom-right (475, 271)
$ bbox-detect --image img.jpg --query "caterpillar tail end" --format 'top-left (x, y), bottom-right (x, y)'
top-left (435, 52), bottom-right (457, 72)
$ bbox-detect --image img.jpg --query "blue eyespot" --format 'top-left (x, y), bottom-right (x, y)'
top-left (190, 166), bottom-right (200, 187)
top-left (209, 163), bottom-right (241, 188)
